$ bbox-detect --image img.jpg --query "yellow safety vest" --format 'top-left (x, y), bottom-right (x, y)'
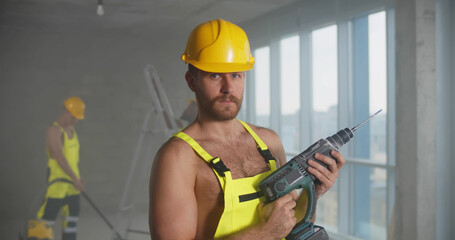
top-left (174, 119), bottom-right (277, 238)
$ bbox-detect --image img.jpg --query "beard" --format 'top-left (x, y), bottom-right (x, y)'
top-left (197, 94), bottom-right (243, 121)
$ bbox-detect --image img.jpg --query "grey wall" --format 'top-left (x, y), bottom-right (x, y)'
top-left (451, 0), bottom-right (455, 232)
top-left (0, 9), bottom-right (193, 239)
top-left (436, 0), bottom-right (453, 239)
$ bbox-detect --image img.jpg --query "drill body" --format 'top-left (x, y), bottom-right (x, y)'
top-left (258, 110), bottom-right (381, 239)
top-left (259, 128), bottom-right (353, 240)
top-left (259, 109), bottom-right (382, 240)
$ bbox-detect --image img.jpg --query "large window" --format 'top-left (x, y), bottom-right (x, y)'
top-left (249, 9), bottom-right (393, 240)
top-left (311, 25), bottom-right (339, 231)
top-left (351, 11), bottom-right (388, 240)
top-left (311, 25), bottom-right (338, 140)
top-left (254, 47), bottom-right (271, 128)
top-left (280, 35), bottom-right (300, 154)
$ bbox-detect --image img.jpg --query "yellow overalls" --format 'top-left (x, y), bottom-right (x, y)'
top-left (174, 119), bottom-right (278, 238)
top-left (42, 121), bottom-right (81, 199)
top-left (34, 121), bottom-right (81, 240)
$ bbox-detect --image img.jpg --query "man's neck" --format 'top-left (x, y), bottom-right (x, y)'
top-left (56, 116), bottom-right (72, 129)
top-left (192, 116), bottom-right (244, 140)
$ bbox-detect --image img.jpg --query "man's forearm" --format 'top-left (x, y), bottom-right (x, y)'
top-left (55, 155), bottom-right (79, 181)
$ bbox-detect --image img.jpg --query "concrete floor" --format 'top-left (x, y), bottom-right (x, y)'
top-left (48, 209), bottom-right (150, 240)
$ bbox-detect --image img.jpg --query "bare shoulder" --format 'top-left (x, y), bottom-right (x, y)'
top-left (241, 122), bottom-right (286, 165)
top-left (151, 135), bottom-right (199, 182)
top-left (154, 136), bottom-right (195, 166)
top-left (46, 124), bottom-right (62, 143)
top-left (46, 124), bottom-right (60, 135)
top-left (243, 122), bottom-right (281, 146)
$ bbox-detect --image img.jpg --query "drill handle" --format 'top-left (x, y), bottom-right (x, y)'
top-left (287, 181), bottom-right (318, 239)
top-left (300, 181), bottom-right (317, 223)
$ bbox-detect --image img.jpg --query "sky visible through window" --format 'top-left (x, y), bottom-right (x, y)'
top-left (254, 47), bottom-right (270, 116)
top-left (312, 25), bottom-right (338, 113)
top-left (369, 11), bottom-right (387, 114)
top-left (280, 35), bottom-right (300, 115)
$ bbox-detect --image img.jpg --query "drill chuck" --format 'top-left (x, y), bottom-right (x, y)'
top-left (326, 128), bottom-right (354, 150)
top-left (325, 109), bottom-right (383, 150)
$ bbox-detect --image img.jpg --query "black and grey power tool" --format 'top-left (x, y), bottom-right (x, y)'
top-left (259, 109), bottom-right (382, 240)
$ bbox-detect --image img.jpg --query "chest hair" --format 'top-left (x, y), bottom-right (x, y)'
top-left (199, 133), bottom-right (270, 179)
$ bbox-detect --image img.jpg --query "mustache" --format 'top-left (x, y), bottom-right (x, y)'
top-left (214, 95), bottom-right (240, 103)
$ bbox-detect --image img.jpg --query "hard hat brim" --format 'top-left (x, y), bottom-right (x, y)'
top-left (185, 59), bottom-right (254, 73)
top-left (73, 113), bottom-right (85, 120)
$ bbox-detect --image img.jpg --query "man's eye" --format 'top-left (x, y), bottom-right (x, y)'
top-left (210, 74), bottom-right (219, 79)
top-left (232, 73), bottom-right (243, 78)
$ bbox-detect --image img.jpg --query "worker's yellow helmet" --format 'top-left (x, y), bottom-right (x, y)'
top-left (181, 19), bottom-right (255, 73)
top-left (64, 96), bottom-right (85, 120)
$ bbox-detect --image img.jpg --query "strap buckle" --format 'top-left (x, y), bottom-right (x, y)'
top-left (258, 148), bottom-right (274, 164)
top-left (209, 157), bottom-right (230, 177)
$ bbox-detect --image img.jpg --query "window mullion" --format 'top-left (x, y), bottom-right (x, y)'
top-left (385, 7), bottom-right (396, 233)
top-left (337, 19), bottom-right (351, 236)
top-left (270, 39), bottom-right (281, 135)
top-left (246, 69), bottom-right (255, 123)
top-left (299, 29), bottom-right (312, 150)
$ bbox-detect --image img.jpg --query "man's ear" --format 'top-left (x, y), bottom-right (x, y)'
top-left (185, 71), bottom-right (196, 92)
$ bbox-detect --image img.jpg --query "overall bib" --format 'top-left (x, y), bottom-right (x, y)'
top-left (35, 121), bottom-right (81, 240)
top-left (174, 119), bottom-right (278, 239)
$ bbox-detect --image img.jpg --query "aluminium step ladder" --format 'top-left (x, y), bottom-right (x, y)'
top-left (113, 64), bottom-right (179, 240)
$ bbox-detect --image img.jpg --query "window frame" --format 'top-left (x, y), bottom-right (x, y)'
top-left (245, 6), bottom-right (396, 239)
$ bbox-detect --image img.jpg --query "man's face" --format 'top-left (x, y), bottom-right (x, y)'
top-left (63, 109), bottom-right (79, 125)
top-left (187, 69), bottom-right (245, 121)
top-left (70, 115), bottom-right (79, 125)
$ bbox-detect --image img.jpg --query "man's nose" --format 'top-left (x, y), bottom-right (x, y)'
top-left (220, 75), bottom-right (234, 94)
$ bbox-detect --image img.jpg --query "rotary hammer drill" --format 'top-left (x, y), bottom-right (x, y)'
top-left (259, 110), bottom-right (382, 240)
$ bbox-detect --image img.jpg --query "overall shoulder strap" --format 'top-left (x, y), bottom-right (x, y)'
top-left (173, 132), bottom-right (230, 177)
top-left (173, 132), bottom-right (213, 161)
top-left (237, 120), bottom-right (277, 166)
top-left (237, 120), bottom-right (268, 151)
top-left (53, 121), bottom-right (65, 133)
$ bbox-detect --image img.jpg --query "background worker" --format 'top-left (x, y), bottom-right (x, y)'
top-left (34, 96), bottom-right (86, 240)
top-left (149, 19), bottom-right (345, 239)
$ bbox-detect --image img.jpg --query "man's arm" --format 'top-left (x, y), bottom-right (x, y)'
top-left (149, 139), bottom-right (198, 239)
top-left (46, 125), bottom-right (84, 191)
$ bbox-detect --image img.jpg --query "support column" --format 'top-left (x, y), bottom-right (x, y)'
top-left (394, 0), bottom-right (436, 239)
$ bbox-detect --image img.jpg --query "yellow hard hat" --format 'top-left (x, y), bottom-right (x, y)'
top-left (27, 220), bottom-right (54, 239)
top-left (181, 19), bottom-right (255, 73)
top-left (64, 96), bottom-right (85, 120)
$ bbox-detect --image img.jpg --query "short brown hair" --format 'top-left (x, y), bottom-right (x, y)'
top-left (188, 64), bottom-right (199, 75)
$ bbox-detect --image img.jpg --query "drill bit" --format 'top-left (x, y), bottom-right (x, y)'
top-left (351, 109), bottom-right (383, 132)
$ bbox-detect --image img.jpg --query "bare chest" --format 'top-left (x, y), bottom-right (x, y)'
top-left (199, 137), bottom-right (269, 179)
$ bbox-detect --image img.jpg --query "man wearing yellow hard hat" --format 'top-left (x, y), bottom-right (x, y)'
top-left (149, 19), bottom-right (346, 239)
top-left (29, 96), bottom-right (85, 240)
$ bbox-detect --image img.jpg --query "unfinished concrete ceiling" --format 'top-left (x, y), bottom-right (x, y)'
top-left (1, 0), bottom-right (299, 37)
